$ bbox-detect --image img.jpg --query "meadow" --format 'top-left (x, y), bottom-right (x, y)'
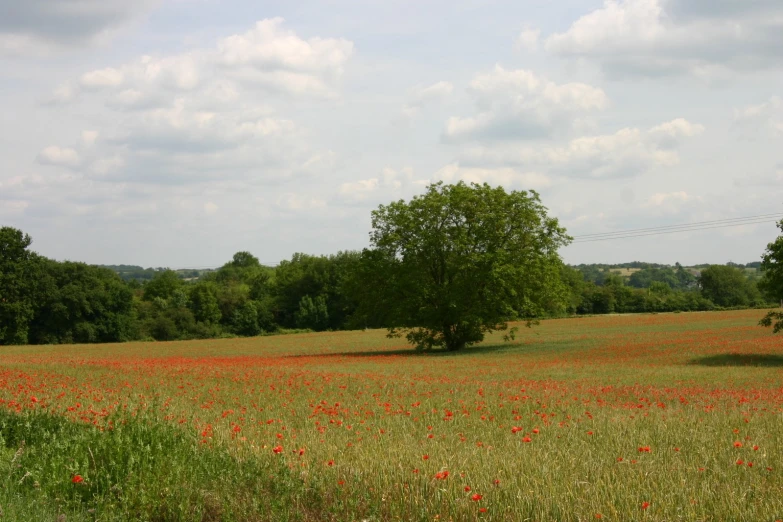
top-left (0, 309), bottom-right (781, 521)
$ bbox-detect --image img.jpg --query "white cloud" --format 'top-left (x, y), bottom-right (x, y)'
top-left (443, 66), bottom-right (606, 142)
top-left (516, 28), bottom-right (540, 52)
top-left (54, 18), bottom-right (354, 106)
top-left (458, 118), bottom-right (703, 179)
top-left (80, 67), bottom-right (125, 89)
top-left (401, 81), bottom-right (454, 120)
top-left (81, 130), bottom-right (99, 146)
top-left (643, 191), bottom-right (698, 207)
top-left (276, 193), bottom-right (327, 211)
top-left (339, 178), bottom-right (380, 198)
top-left (545, 0), bottom-right (783, 78)
top-left (338, 167), bottom-right (428, 202)
top-left (434, 163), bottom-right (551, 188)
top-left (36, 146), bottom-right (81, 168)
top-left (204, 202), bottom-right (219, 215)
top-left (0, 200), bottom-right (29, 216)
top-left (734, 96), bottom-right (783, 135)
top-left (215, 18), bottom-right (354, 96)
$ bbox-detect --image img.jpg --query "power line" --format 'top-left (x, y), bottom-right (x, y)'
top-left (571, 213), bottom-right (782, 243)
top-left (572, 213), bottom-right (783, 240)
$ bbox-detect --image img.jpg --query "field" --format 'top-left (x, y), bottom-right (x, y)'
top-left (1, 309), bottom-right (782, 521)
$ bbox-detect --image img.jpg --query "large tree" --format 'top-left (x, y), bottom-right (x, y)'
top-left (759, 219), bottom-right (783, 333)
top-left (355, 181), bottom-right (571, 351)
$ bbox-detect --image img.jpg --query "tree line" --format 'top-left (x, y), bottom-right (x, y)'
top-left (2, 182), bottom-right (782, 347)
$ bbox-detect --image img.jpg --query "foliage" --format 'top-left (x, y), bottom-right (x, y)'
top-left (0, 227), bottom-right (38, 345)
top-left (273, 251), bottom-right (360, 331)
top-left (699, 265), bottom-right (761, 307)
top-left (295, 295), bottom-right (330, 331)
top-left (356, 181), bottom-right (571, 351)
top-left (28, 261), bottom-right (135, 344)
top-left (758, 220), bottom-right (783, 333)
top-left (758, 220), bottom-right (783, 304)
top-left (142, 269), bottom-right (183, 301)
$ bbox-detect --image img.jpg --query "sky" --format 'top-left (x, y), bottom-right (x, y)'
top-left (1, 0), bottom-right (781, 268)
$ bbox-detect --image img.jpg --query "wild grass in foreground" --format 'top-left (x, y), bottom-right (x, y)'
top-left (0, 309), bottom-right (782, 521)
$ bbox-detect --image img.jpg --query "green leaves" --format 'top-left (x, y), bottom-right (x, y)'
top-left (359, 181), bottom-right (571, 351)
top-left (759, 220), bottom-right (783, 303)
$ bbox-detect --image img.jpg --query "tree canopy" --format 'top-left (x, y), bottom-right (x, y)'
top-left (354, 181), bottom-right (571, 351)
top-left (759, 220), bottom-right (783, 333)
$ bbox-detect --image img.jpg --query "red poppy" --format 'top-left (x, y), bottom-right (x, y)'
top-left (734, 441), bottom-right (743, 448)
top-left (272, 445), bottom-right (283, 454)
top-left (471, 494), bottom-right (482, 501)
top-left (641, 502), bottom-right (650, 510)
top-left (72, 475), bottom-right (84, 484)
top-left (464, 486), bottom-right (471, 492)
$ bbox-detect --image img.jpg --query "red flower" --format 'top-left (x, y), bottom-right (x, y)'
top-left (272, 445), bottom-right (283, 454)
top-left (464, 486), bottom-right (471, 492)
top-left (522, 436), bottom-right (532, 443)
top-left (638, 446), bottom-right (651, 453)
top-left (422, 454), bottom-right (429, 460)
top-left (71, 475), bottom-right (84, 484)
top-left (511, 426), bottom-right (522, 434)
top-left (434, 470), bottom-right (449, 480)
top-left (736, 459), bottom-right (744, 465)
top-left (734, 441), bottom-right (743, 448)
top-left (327, 460), bottom-right (334, 466)
top-left (532, 428), bottom-right (539, 434)
top-left (298, 448), bottom-right (305, 456)
top-left (479, 508), bottom-right (487, 513)
top-left (753, 445), bottom-right (759, 451)
top-left (641, 502), bottom-right (650, 510)
top-left (471, 494), bottom-right (482, 501)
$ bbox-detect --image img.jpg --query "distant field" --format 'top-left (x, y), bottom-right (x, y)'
top-left (1, 309), bottom-right (782, 521)
top-left (607, 268), bottom-right (641, 276)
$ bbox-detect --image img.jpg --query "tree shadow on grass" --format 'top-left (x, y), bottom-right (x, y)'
top-left (688, 353), bottom-right (783, 367)
top-left (284, 342), bottom-right (523, 359)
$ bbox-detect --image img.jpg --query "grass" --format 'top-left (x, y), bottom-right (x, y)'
top-left (0, 309), bottom-right (782, 521)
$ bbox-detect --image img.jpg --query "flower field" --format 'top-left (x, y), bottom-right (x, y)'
top-left (1, 309), bottom-right (782, 521)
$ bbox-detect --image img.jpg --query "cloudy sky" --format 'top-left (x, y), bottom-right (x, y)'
top-left (1, 0), bottom-right (781, 268)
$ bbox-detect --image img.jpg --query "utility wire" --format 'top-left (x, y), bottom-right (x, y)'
top-left (571, 213), bottom-right (782, 243)
top-left (573, 213), bottom-right (783, 239)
